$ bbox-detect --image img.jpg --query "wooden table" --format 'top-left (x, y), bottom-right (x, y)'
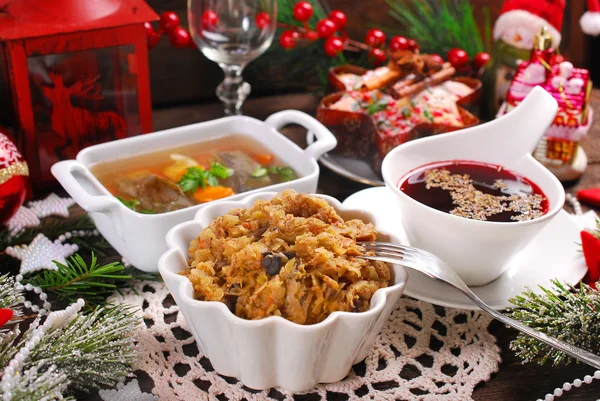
top-left (152, 92), bottom-right (600, 400)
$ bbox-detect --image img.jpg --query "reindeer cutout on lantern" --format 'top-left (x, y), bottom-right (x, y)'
top-left (41, 73), bottom-right (127, 153)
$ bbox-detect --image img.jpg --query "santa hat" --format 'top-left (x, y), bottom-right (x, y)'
top-left (493, 0), bottom-right (564, 47)
top-left (581, 0), bottom-right (600, 36)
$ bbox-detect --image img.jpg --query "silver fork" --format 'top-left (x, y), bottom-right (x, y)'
top-left (359, 241), bottom-right (600, 370)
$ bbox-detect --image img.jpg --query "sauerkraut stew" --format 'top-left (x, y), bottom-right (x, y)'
top-left (181, 190), bottom-right (391, 325)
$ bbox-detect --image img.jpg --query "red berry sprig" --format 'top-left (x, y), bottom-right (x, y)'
top-left (445, 48), bottom-right (491, 75)
top-left (145, 11), bottom-right (192, 49)
top-left (146, 9), bottom-right (273, 50)
top-left (279, 3), bottom-right (351, 57)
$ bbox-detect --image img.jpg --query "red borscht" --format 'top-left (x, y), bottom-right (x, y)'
top-left (399, 161), bottom-right (548, 222)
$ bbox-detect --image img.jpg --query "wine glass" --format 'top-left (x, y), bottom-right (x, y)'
top-left (189, 0), bottom-right (277, 116)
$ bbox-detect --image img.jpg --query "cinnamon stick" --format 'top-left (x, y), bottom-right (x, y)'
top-left (360, 68), bottom-right (402, 91)
top-left (394, 63), bottom-right (456, 98)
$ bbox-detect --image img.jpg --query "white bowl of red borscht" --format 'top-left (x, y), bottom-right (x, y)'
top-left (51, 111), bottom-right (337, 272)
top-left (382, 86), bottom-right (565, 286)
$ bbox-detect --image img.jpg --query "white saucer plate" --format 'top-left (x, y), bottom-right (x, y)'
top-left (306, 132), bottom-right (384, 186)
top-left (343, 187), bottom-right (588, 310)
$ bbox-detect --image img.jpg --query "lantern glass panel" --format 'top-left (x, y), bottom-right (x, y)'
top-left (27, 45), bottom-right (140, 182)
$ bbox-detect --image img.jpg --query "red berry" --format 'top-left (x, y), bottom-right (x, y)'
top-left (473, 52), bottom-right (491, 69)
top-left (255, 11), bottom-right (271, 29)
top-left (201, 10), bottom-right (219, 28)
top-left (369, 48), bottom-right (387, 66)
top-left (428, 54), bottom-right (445, 65)
top-left (389, 36), bottom-right (410, 51)
top-left (144, 22), bottom-right (155, 38)
top-left (280, 29), bottom-right (300, 49)
top-left (316, 18), bottom-right (337, 38)
top-left (293, 1), bottom-right (313, 22)
top-left (324, 36), bottom-right (344, 57)
top-left (553, 54), bottom-right (566, 64)
top-left (304, 30), bottom-right (319, 40)
top-left (147, 30), bottom-right (162, 49)
top-left (328, 10), bottom-right (347, 29)
top-left (447, 48), bottom-right (469, 67)
top-left (169, 26), bottom-right (191, 48)
top-left (407, 39), bottom-right (419, 51)
top-left (160, 11), bottom-right (180, 32)
top-left (365, 29), bottom-right (386, 48)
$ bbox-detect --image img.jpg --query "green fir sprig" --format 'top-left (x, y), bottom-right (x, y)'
top-left (381, 0), bottom-right (487, 56)
top-left (507, 279), bottom-right (600, 366)
top-left (23, 254), bottom-right (156, 306)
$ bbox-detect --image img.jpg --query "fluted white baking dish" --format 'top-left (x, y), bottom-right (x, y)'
top-left (158, 191), bottom-right (407, 391)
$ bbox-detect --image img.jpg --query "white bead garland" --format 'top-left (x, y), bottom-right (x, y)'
top-left (8, 229), bottom-right (100, 316)
top-left (565, 193), bottom-right (583, 216)
top-left (536, 370), bottom-right (600, 401)
top-left (0, 299), bottom-right (84, 401)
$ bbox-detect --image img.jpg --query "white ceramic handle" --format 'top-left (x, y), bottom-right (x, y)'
top-left (495, 86), bottom-right (558, 154)
top-left (51, 160), bottom-right (121, 213)
top-left (264, 110), bottom-right (337, 160)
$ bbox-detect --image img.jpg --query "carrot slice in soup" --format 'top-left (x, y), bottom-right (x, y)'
top-left (254, 154), bottom-right (274, 165)
top-left (193, 186), bottom-right (234, 203)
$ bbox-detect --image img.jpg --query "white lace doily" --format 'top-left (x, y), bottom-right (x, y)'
top-left (115, 280), bottom-right (501, 400)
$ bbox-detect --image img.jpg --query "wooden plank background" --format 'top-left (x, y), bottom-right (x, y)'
top-left (145, 0), bottom-right (591, 107)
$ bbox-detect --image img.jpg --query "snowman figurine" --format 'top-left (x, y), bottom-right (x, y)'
top-left (482, 0), bottom-right (600, 121)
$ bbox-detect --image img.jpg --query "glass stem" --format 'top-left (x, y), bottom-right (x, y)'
top-left (216, 64), bottom-right (251, 116)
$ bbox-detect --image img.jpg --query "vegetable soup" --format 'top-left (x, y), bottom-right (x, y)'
top-left (90, 134), bottom-right (298, 214)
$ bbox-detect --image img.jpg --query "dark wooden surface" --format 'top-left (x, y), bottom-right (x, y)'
top-left (148, 92), bottom-right (600, 400)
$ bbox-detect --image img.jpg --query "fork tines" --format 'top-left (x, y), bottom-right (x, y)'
top-left (358, 241), bottom-right (416, 258)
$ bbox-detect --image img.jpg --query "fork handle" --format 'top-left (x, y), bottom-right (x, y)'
top-left (466, 293), bottom-right (600, 370)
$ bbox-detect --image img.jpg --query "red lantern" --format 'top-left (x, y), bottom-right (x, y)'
top-left (0, 0), bottom-right (158, 188)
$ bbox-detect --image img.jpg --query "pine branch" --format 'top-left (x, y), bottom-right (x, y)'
top-left (0, 273), bottom-right (24, 310)
top-left (379, 0), bottom-right (486, 57)
top-left (507, 279), bottom-right (600, 366)
top-left (0, 215), bottom-right (97, 250)
top-left (28, 304), bottom-right (139, 390)
top-left (23, 254), bottom-right (134, 306)
top-left (8, 363), bottom-right (71, 401)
